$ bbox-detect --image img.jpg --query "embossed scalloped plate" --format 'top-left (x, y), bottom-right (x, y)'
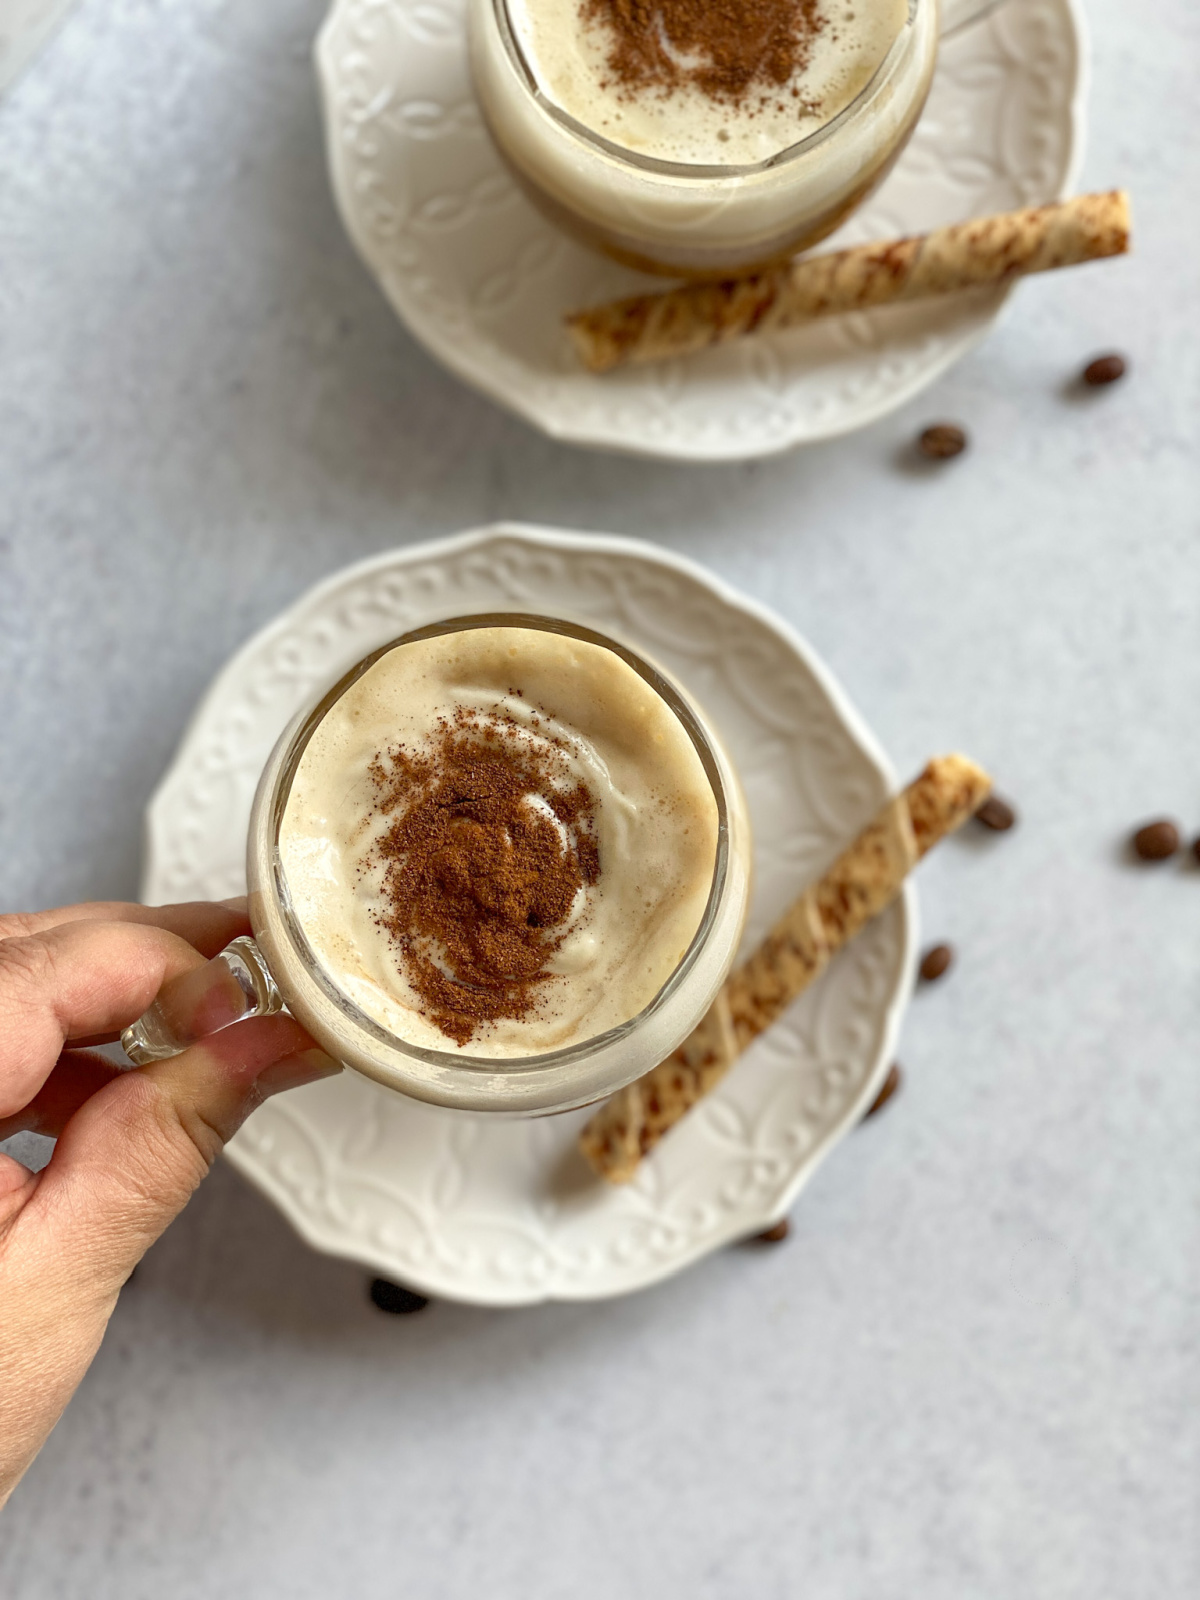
top-left (314, 0), bottom-right (1084, 461)
top-left (143, 526), bottom-right (916, 1304)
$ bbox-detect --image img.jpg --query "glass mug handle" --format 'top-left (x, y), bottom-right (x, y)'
top-left (121, 936), bottom-right (284, 1066)
top-left (939, 0), bottom-right (1007, 36)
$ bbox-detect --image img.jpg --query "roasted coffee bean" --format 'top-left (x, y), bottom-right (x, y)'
top-left (755, 1219), bottom-right (790, 1244)
top-left (1131, 820), bottom-right (1180, 861)
top-left (864, 1063), bottom-right (902, 1119)
top-left (918, 423), bottom-right (967, 460)
top-left (1083, 353), bottom-right (1126, 386)
top-left (920, 944), bottom-right (954, 983)
top-left (975, 794), bottom-right (1017, 831)
top-left (1192, 836), bottom-right (1200, 866)
top-left (369, 1277), bottom-right (430, 1315)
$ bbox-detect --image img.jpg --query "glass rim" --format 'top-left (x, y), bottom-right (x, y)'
top-left (489, 0), bottom-right (924, 180)
top-left (265, 612), bottom-right (734, 1079)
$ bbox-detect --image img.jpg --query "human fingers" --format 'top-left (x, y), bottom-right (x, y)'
top-left (68, 931), bottom-right (271, 1051)
top-left (0, 898), bottom-right (250, 958)
top-left (0, 921), bottom-right (209, 1117)
top-left (0, 902), bottom-right (255, 1052)
top-left (22, 1017), bottom-right (339, 1287)
top-left (0, 1018), bottom-right (339, 1507)
top-left (0, 1050), bottom-right (124, 1141)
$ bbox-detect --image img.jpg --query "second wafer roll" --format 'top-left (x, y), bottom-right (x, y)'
top-left (568, 191), bottom-right (1130, 373)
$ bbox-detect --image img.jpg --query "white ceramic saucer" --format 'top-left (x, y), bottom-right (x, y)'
top-left (315, 0), bottom-right (1084, 461)
top-left (142, 526), bottom-right (916, 1305)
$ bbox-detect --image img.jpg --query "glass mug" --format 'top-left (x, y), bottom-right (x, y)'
top-left (122, 615), bottom-right (753, 1118)
top-left (469, 0), bottom-right (1005, 278)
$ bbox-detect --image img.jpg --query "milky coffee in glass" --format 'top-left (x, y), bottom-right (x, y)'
top-left (469, 0), bottom-right (938, 276)
top-left (246, 618), bottom-right (752, 1114)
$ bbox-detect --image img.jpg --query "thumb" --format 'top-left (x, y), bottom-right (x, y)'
top-left (0, 1017), bottom-right (339, 1507)
top-left (31, 1014), bottom-right (341, 1294)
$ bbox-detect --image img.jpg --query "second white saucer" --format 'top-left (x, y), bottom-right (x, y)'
top-left (315, 0), bottom-right (1084, 460)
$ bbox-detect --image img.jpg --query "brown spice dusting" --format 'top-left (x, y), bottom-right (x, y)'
top-left (582, 0), bottom-right (826, 106)
top-left (368, 708), bottom-right (599, 1046)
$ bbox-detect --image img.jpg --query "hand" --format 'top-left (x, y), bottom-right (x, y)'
top-left (0, 899), bottom-right (340, 1507)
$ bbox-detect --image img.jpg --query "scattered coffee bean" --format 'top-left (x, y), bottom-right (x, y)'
top-left (754, 1219), bottom-right (791, 1244)
top-left (1131, 819), bottom-right (1180, 861)
top-left (864, 1062), bottom-right (903, 1119)
top-left (1192, 836), bottom-right (1200, 867)
top-left (920, 943), bottom-right (954, 983)
top-left (1083, 353), bottom-right (1127, 387)
top-left (975, 794), bottom-right (1017, 832)
top-left (369, 1277), bottom-right (430, 1315)
top-left (918, 423), bottom-right (967, 460)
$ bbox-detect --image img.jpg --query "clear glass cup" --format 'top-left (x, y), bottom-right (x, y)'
top-left (469, 0), bottom-right (1006, 279)
top-left (469, 0), bottom-right (943, 278)
top-left (123, 615), bottom-right (753, 1118)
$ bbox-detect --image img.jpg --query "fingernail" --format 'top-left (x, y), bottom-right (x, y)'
top-left (256, 1049), bottom-right (342, 1097)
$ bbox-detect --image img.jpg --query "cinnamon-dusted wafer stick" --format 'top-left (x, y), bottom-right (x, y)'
top-left (568, 191), bottom-right (1130, 373)
top-left (579, 754), bottom-right (991, 1183)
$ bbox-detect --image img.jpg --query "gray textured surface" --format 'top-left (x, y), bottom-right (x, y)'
top-left (0, 0), bottom-right (77, 96)
top-left (2, 0), bottom-right (1199, 1595)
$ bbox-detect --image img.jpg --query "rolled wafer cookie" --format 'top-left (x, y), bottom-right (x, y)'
top-left (579, 754), bottom-right (991, 1183)
top-left (568, 191), bottom-right (1130, 373)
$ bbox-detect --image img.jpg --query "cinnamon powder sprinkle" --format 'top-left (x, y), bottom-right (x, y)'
top-left (583, 0), bottom-right (825, 105)
top-left (367, 708), bottom-right (600, 1046)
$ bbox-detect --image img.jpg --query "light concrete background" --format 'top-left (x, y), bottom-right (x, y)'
top-left (0, 1), bottom-right (78, 96)
top-left (1, 1), bottom-right (1198, 1595)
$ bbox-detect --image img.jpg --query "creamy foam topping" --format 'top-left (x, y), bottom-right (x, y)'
top-left (278, 627), bottom-right (719, 1058)
top-left (510, 0), bottom-right (909, 166)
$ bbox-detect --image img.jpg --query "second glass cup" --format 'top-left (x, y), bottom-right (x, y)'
top-left (469, 0), bottom-right (941, 278)
top-left (124, 615), bottom-right (752, 1117)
